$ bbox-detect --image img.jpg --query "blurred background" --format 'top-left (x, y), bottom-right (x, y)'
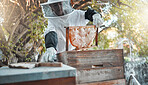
top-left (0, 0), bottom-right (148, 84)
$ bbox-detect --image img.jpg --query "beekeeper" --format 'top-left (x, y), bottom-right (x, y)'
top-left (40, 0), bottom-right (103, 62)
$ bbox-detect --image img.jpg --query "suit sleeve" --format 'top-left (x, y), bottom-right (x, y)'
top-left (45, 31), bottom-right (58, 50)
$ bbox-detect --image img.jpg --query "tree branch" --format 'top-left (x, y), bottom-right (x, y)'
top-left (112, 3), bottom-right (127, 11)
top-left (117, 0), bottom-right (132, 9)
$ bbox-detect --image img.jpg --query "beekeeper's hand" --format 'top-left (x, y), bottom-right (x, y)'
top-left (93, 14), bottom-right (104, 27)
top-left (40, 47), bottom-right (57, 62)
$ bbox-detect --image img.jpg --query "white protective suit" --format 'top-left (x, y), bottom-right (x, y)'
top-left (40, 0), bottom-right (103, 62)
top-left (44, 10), bottom-right (89, 53)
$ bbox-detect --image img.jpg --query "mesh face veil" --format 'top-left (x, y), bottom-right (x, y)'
top-left (40, 0), bottom-right (74, 18)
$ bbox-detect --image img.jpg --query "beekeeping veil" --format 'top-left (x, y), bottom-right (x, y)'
top-left (40, 0), bottom-right (74, 18)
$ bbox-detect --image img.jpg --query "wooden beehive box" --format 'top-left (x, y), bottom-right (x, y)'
top-left (57, 49), bottom-right (126, 84)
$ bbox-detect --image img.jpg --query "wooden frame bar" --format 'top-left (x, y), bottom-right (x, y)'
top-left (68, 26), bottom-right (95, 29)
top-left (66, 27), bottom-right (69, 51)
top-left (95, 27), bottom-right (98, 46)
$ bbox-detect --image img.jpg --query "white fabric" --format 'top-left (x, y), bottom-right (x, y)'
top-left (44, 10), bottom-right (89, 53)
top-left (93, 14), bottom-right (104, 27)
top-left (40, 47), bottom-right (57, 62)
top-left (41, 0), bottom-right (73, 18)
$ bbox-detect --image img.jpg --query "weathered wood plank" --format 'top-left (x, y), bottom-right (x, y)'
top-left (69, 63), bottom-right (120, 69)
top-left (37, 62), bottom-right (62, 67)
top-left (77, 66), bottom-right (124, 84)
top-left (8, 62), bottom-right (62, 69)
top-left (77, 79), bottom-right (126, 85)
top-left (57, 49), bottom-right (124, 68)
top-left (68, 56), bottom-right (122, 65)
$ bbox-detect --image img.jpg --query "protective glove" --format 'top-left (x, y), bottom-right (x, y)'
top-left (40, 47), bottom-right (57, 62)
top-left (93, 14), bottom-right (104, 27)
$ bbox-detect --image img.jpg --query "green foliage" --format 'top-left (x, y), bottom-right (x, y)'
top-left (0, 11), bottom-right (47, 63)
top-left (92, 0), bottom-right (148, 57)
top-left (97, 30), bottom-right (113, 49)
top-left (0, 0), bottom-right (48, 64)
top-left (111, 0), bottom-right (148, 57)
top-left (27, 12), bottom-right (47, 54)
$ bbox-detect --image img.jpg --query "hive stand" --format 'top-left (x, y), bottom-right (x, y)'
top-left (57, 25), bottom-right (126, 85)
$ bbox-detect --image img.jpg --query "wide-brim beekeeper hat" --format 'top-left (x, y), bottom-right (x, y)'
top-left (40, 0), bottom-right (74, 18)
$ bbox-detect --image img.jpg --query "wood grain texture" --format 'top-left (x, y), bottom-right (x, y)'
top-left (77, 67), bottom-right (124, 84)
top-left (77, 79), bottom-right (126, 85)
top-left (57, 49), bottom-right (125, 84)
top-left (37, 62), bottom-right (62, 67)
top-left (57, 49), bottom-right (124, 69)
top-left (4, 77), bottom-right (76, 85)
top-left (69, 26), bottom-right (95, 29)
